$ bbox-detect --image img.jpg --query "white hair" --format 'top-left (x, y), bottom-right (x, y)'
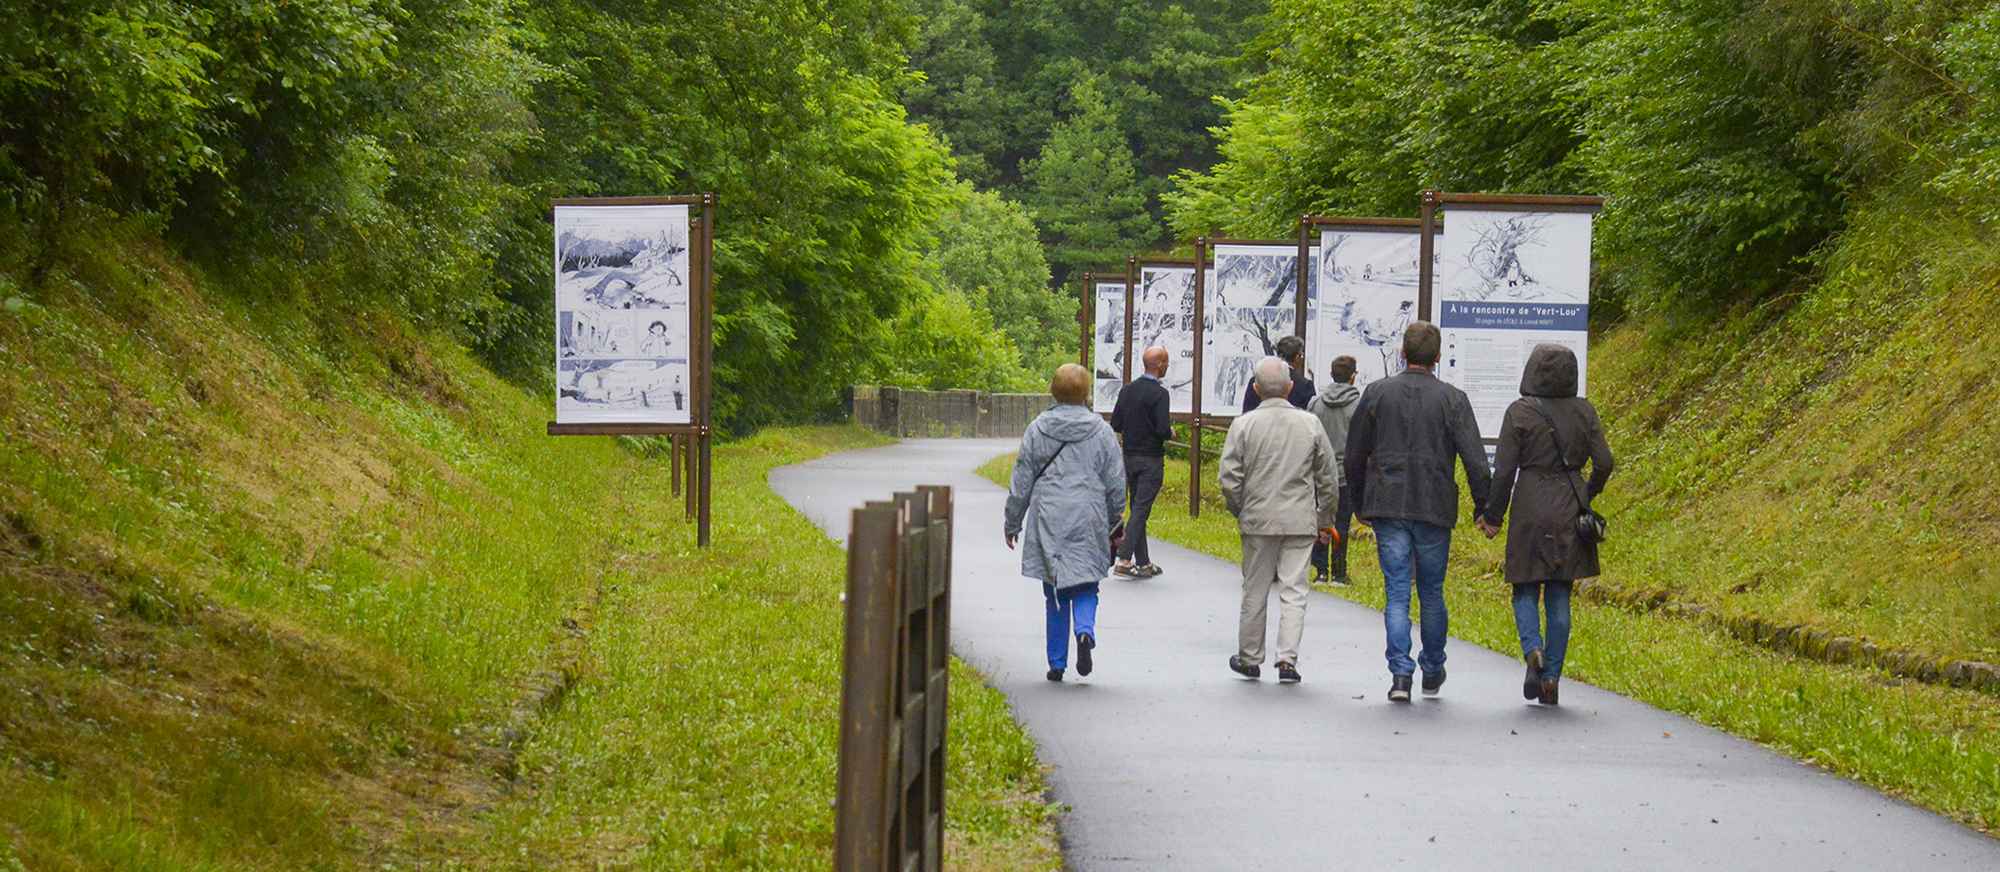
top-left (1253, 356), bottom-right (1292, 400)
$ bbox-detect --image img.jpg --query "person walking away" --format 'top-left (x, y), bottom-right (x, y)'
top-left (1110, 346), bottom-right (1174, 578)
top-left (1240, 334), bottom-right (1317, 414)
top-left (1306, 355), bottom-right (1361, 586)
top-left (1218, 357), bottom-right (1339, 684)
top-left (1344, 322), bottom-right (1492, 702)
top-left (1476, 344), bottom-right (1613, 706)
top-left (1006, 364), bottom-right (1127, 682)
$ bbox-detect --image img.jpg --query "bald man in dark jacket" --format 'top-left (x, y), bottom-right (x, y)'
top-left (1111, 346), bottom-right (1174, 577)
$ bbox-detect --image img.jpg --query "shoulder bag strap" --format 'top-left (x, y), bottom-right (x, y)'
top-left (1527, 398), bottom-right (1592, 512)
top-left (1022, 433), bottom-right (1071, 503)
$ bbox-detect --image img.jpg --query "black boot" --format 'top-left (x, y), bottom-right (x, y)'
top-left (1331, 550), bottom-right (1351, 587)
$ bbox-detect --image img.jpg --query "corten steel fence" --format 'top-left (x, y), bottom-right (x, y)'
top-left (837, 486), bottom-right (953, 872)
top-left (848, 385), bottom-right (1043, 438)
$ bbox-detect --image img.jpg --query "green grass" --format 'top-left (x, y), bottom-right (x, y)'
top-left (458, 427), bottom-right (1059, 870)
top-left (1582, 203), bottom-right (2000, 662)
top-left (0, 227), bottom-right (1057, 869)
top-left (978, 452), bottom-right (2000, 833)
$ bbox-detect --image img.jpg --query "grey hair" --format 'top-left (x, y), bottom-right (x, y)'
top-left (1253, 356), bottom-right (1293, 399)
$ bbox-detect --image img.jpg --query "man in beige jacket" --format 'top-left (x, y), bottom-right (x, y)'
top-left (1219, 357), bottom-right (1340, 683)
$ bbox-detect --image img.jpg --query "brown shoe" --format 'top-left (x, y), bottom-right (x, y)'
top-left (1538, 677), bottom-right (1559, 706)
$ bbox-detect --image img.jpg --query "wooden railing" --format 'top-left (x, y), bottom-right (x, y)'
top-left (836, 486), bottom-right (954, 871)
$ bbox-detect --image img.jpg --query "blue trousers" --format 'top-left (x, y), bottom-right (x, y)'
top-left (1043, 582), bottom-right (1100, 670)
top-left (1374, 519), bottom-right (1452, 677)
top-left (1512, 580), bottom-right (1574, 680)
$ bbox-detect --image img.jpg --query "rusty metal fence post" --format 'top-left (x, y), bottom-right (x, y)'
top-left (837, 486), bottom-right (953, 872)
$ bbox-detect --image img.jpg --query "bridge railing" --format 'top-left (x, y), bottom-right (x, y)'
top-left (847, 385), bottom-right (1043, 438)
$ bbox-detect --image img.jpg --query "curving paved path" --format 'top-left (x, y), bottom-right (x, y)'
top-left (771, 439), bottom-right (1999, 870)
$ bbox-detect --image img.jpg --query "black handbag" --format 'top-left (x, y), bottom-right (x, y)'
top-left (1528, 399), bottom-right (1608, 545)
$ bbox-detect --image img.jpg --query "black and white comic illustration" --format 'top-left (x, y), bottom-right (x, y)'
top-left (1433, 208), bottom-right (1594, 438)
top-left (558, 308), bottom-right (688, 360)
top-left (1435, 209), bottom-right (1590, 303)
top-left (1092, 282), bottom-right (1128, 412)
top-left (1310, 228), bottom-right (1422, 388)
top-left (1135, 266), bottom-right (1202, 415)
top-left (557, 359), bottom-right (691, 416)
top-left (553, 203), bottom-right (695, 424)
top-left (1205, 245), bottom-right (1300, 415)
top-left (1205, 305), bottom-right (1297, 410)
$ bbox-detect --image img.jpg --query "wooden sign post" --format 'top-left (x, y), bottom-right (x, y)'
top-left (546, 193), bottom-right (718, 547)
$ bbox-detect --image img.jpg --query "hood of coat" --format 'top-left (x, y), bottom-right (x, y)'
top-left (1520, 343), bottom-right (1579, 398)
top-left (1314, 381), bottom-right (1360, 409)
top-left (1034, 403), bottom-right (1106, 443)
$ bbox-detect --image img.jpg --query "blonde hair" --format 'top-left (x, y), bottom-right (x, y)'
top-left (1050, 363), bottom-right (1091, 405)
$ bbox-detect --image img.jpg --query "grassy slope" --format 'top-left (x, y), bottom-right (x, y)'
top-left (0, 229), bottom-right (1056, 870)
top-left (1586, 203), bottom-right (2000, 661)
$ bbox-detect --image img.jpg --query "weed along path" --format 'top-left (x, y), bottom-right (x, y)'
top-left (771, 439), bottom-right (2000, 870)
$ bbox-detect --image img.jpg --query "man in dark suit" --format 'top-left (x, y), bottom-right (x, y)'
top-left (1110, 346), bottom-right (1174, 578)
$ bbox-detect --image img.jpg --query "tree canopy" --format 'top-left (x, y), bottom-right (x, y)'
top-left (1167, 0), bottom-right (2000, 314)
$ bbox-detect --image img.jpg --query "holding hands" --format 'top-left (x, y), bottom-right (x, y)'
top-left (1475, 517), bottom-right (1501, 539)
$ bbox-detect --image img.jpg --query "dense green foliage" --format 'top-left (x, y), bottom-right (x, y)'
top-left (0, 0), bottom-right (1080, 428)
top-left (919, 184), bottom-right (1068, 379)
top-left (1020, 76), bottom-right (1160, 289)
top-left (1169, 0), bottom-right (2000, 312)
top-left (905, 0), bottom-right (1266, 283)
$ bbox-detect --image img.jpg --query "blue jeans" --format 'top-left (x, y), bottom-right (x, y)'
top-left (1043, 582), bottom-right (1100, 670)
top-left (1374, 519), bottom-right (1451, 677)
top-left (1512, 580), bottom-right (1573, 680)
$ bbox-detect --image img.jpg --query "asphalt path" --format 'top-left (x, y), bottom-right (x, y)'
top-left (770, 438), bottom-right (2000, 870)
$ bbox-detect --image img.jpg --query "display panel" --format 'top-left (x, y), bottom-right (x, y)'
top-left (553, 203), bottom-right (694, 425)
top-left (1091, 280), bottom-right (1129, 413)
top-left (1312, 227), bottom-right (1421, 392)
top-left (1205, 244), bottom-right (1303, 416)
top-left (1432, 208), bottom-right (1592, 438)
top-left (1132, 265), bottom-right (1204, 416)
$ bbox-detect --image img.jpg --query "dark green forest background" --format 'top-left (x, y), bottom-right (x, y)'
top-left (2, 0), bottom-right (1996, 430)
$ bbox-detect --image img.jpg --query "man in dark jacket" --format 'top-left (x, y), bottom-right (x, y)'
top-left (1110, 346), bottom-right (1174, 577)
top-left (1305, 355), bottom-right (1360, 586)
top-left (1240, 334), bottom-right (1316, 413)
top-left (1344, 321), bottom-right (1492, 702)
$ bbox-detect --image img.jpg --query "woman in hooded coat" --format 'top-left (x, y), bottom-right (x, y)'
top-left (1006, 364), bottom-right (1127, 682)
top-left (1479, 345), bottom-right (1614, 705)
